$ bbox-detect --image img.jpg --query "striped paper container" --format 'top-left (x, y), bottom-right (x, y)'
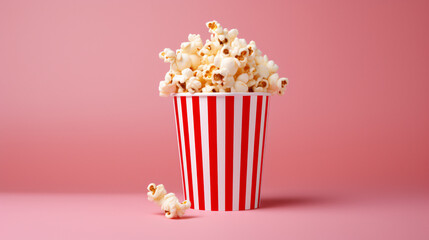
top-left (172, 92), bottom-right (270, 211)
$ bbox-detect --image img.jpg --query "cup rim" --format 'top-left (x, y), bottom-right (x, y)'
top-left (171, 92), bottom-right (271, 97)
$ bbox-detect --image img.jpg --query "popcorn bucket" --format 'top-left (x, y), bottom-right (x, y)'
top-left (172, 92), bottom-right (270, 211)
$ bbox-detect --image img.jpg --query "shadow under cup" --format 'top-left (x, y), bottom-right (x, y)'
top-left (172, 92), bottom-right (270, 211)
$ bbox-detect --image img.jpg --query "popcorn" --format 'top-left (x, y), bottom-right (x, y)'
top-left (161, 193), bottom-right (191, 219)
top-left (223, 76), bottom-right (235, 88)
top-left (256, 64), bottom-right (270, 79)
top-left (206, 20), bottom-right (223, 35)
top-left (247, 41), bottom-right (257, 57)
top-left (158, 21), bottom-right (289, 96)
top-left (227, 29), bottom-right (239, 42)
top-left (172, 51), bottom-right (192, 72)
top-left (164, 71), bottom-right (174, 82)
top-left (147, 183), bottom-right (191, 219)
top-left (220, 45), bottom-right (231, 57)
top-left (177, 81), bottom-right (187, 93)
top-left (232, 80), bottom-right (248, 92)
top-left (279, 77), bottom-right (288, 88)
top-left (159, 83), bottom-right (176, 97)
top-left (172, 75), bottom-right (186, 84)
top-left (277, 77), bottom-right (289, 95)
top-left (159, 48), bottom-right (176, 63)
top-left (266, 60), bottom-right (279, 74)
top-left (202, 83), bottom-right (218, 93)
top-left (253, 78), bottom-right (269, 92)
top-left (181, 68), bottom-right (193, 80)
top-left (231, 38), bottom-right (247, 49)
top-left (220, 57), bottom-right (239, 76)
top-left (200, 40), bottom-right (219, 56)
top-left (212, 68), bottom-right (228, 85)
top-left (159, 78), bottom-right (177, 97)
top-left (201, 54), bottom-right (215, 65)
top-left (186, 77), bottom-right (202, 93)
top-left (217, 34), bottom-right (229, 45)
top-left (247, 79), bottom-right (256, 88)
top-left (236, 73), bottom-right (249, 84)
top-left (189, 54), bottom-right (201, 70)
top-left (213, 54), bottom-right (222, 68)
top-left (267, 73), bottom-right (280, 93)
top-left (181, 34), bottom-right (203, 54)
top-left (147, 183), bottom-right (167, 204)
top-left (236, 48), bottom-right (248, 61)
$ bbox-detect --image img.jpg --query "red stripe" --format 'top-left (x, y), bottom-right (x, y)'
top-left (257, 96), bottom-right (269, 208)
top-left (192, 96), bottom-right (205, 210)
top-left (180, 96), bottom-right (194, 208)
top-left (239, 96), bottom-right (251, 210)
top-left (207, 96), bottom-right (219, 211)
top-left (250, 96), bottom-right (263, 209)
top-left (225, 96), bottom-right (234, 211)
top-left (174, 97), bottom-right (186, 200)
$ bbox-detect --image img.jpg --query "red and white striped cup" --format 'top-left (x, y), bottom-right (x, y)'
top-left (172, 92), bottom-right (270, 211)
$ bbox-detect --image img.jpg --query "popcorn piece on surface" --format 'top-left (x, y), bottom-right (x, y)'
top-left (147, 183), bottom-right (167, 204)
top-left (158, 21), bottom-right (289, 96)
top-left (161, 193), bottom-right (191, 219)
top-left (147, 183), bottom-right (191, 219)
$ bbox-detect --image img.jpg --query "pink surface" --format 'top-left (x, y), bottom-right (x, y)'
top-left (1, 192), bottom-right (429, 240)
top-left (1, 0), bottom-right (429, 199)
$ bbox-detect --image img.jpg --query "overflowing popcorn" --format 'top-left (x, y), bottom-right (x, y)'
top-left (147, 183), bottom-right (191, 219)
top-left (158, 20), bottom-right (289, 96)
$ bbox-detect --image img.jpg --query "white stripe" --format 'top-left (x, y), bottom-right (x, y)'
top-left (217, 96), bottom-right (226, 211)
top-left (199, 96), bottom-right (211, 210)
top-left (174, 97), bottom-right (185, 199)
top-left (177, 97), bottom-right (190, 201)
top-left (245, 96), bottom-right (257, 209)
top-left (186, 97), bottom-right (199, 209)
top-left (233, 96), bottom-right (243, 210)
top-left (260, 96), bottom-right (270, 206)
top-left (254, 96), bottom-right (267, 208)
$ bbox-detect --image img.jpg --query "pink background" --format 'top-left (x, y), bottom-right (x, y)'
top-left (1, 0), bottom-right (428, 195)
top-left (1, 0), bottom-right (429, 194)
top-left (1, 0), bottom-right (429, 239)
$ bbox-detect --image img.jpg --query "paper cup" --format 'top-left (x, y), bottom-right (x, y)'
top-left (172, 92), bottom-right (270, 211)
